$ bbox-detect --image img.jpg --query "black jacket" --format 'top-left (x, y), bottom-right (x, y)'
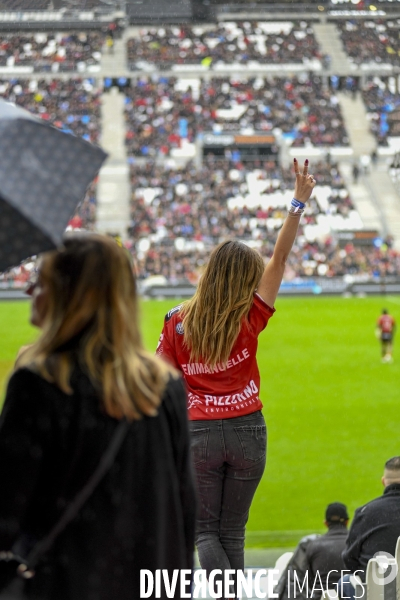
top-left (306, 525), bottom-right (348, 593)
top-left (276, 534), bottom-right (320, 600)
top-left (276, 527), bottom-right (347, 600)
top-left (0, 367), bottom-right (196, 600)
top-left (343, 483), bottom-right (400, 579)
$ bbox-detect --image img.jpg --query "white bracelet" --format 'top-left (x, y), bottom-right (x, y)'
top-left (288, 207), bottom-right (304, 217)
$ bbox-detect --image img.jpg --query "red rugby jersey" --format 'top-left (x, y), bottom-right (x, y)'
top-left (378, 314), bottom-right (396, 333)
top-left (156, 293), bottom-right (275, 420)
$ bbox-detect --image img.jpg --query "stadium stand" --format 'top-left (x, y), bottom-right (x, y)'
top-left (0, 32), bottom-right (104, 72)
top-left (120, 21), bottom-right (400, 284)
top-left (124, 75), bottom-right (349, 159)
top-left (336, 19), bottom-right (400, 68)
top-left (361, 79), bottom-right (400, 147)
top-left (0, 3), bottom-right (398, 288)
top-left (134, 224), bottom-right (400, 282)
top-left (0, 78), bottom-right (101, 144)
top-left (127, 157), bottom-right (387, 282)
top-left (127, 21), bottom-right (322, 70)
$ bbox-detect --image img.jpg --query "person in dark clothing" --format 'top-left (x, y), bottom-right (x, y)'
top-left (275, 503), bottom-right (349, 600)
top-left (352, 163), bottom-right (360, 184)
top-left (0, 233), bottom-right (197, 600)
top-left (339, 456), bottom-right (400, 599)
top-left (306, 503), bottom-right (349, 596)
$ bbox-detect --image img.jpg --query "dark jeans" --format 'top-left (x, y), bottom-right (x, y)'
top-left (189, 411), bottom-right (266, 595)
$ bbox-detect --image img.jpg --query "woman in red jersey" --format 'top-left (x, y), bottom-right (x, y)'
top-left (157, 158), bottom-right (316, 596)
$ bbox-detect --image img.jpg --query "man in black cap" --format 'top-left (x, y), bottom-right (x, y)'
top-left (339, 456), bottom-right (400, 599)
top-left (275, 503), bottom-right (349, 600)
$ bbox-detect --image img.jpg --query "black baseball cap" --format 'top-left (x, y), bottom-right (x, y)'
top-left (325, 502), bottom-right (349, 523)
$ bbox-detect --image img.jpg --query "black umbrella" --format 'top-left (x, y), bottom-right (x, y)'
top-left (0, 99), bottom-right (107, 272)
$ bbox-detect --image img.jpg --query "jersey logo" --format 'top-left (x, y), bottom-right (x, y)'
top-left (188, 393), bottom-right (202, 409)
top-left (176, 322), bottom-right (184, 335)
top-left (165, 305), bottom-right (182, 322)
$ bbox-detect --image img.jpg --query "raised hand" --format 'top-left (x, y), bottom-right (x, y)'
top-left (293, 158), bottom-right (316, 203)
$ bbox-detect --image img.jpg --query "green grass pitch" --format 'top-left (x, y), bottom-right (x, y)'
top-left (0, 296), bottom-right (399, 548)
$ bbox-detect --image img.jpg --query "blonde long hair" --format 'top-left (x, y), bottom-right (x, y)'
top-left (182, 240), bottom-right (264, 367)
top-left (19, 234), bottom-right (174, 420)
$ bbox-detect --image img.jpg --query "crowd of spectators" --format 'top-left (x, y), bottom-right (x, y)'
top-left (282, 239), bottom-right (400, 280)
top-left (361, 78), bottom-right (400, 145)
top-left (127, 21), bottom-right (322, 70)
top-left (124, 75), bottom-right (349, 158)
top-left (0, 32), bottom-right (103, 72)
top-left (336, 19), bottom-right (400, 67)
top-left (134, 228), bottom-right (400, 283)
top-left (129, 157), bottom-right (346, 241)
top-left (0, 77), bottom-right (101, 144)
top-left (126, 157), bottom-right (382, 282)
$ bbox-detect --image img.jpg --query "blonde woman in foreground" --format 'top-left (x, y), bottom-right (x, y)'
top-left (0, 234), bottom-right (196, 600)
top-left (157, 158), bottom-right (316, 598)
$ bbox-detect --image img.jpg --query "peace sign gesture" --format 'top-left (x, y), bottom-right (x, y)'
top-left (293, 158), bottom-right (316, 203)
top-left (257, 157), bottom-right (317, 307)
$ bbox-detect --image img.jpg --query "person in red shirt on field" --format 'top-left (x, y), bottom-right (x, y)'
top-left (156, 158), bottom-right (316, 598)
top-left (376, 308), bottom-right (396, 363)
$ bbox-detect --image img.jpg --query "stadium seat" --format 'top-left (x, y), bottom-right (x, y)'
top-left (365, 555), bottom-right (396, 600)
top-left (274, 551), bottom-right (294, 577)
top-left (394, 537), bottom-right (400, 594)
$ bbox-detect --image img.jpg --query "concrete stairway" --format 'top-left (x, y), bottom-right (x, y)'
top-left (339, 161), bottom-right (383, 231)
top-left (337, 92), bottom-right (376, 158)
top-left (313, 22), bottom-right (353, 74)
top-left (337, 92), bottom-right (382, 233)
top-left (337, 91), bottom-right (400, 246)
top-left (99, 30), bottom-right (128, 78)
top-left (126, 25), bottom-right (141, 39)
top-left (96, 88), bottom-right (130, 240)
top-left (339, 160), bottom-right (400, 248)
